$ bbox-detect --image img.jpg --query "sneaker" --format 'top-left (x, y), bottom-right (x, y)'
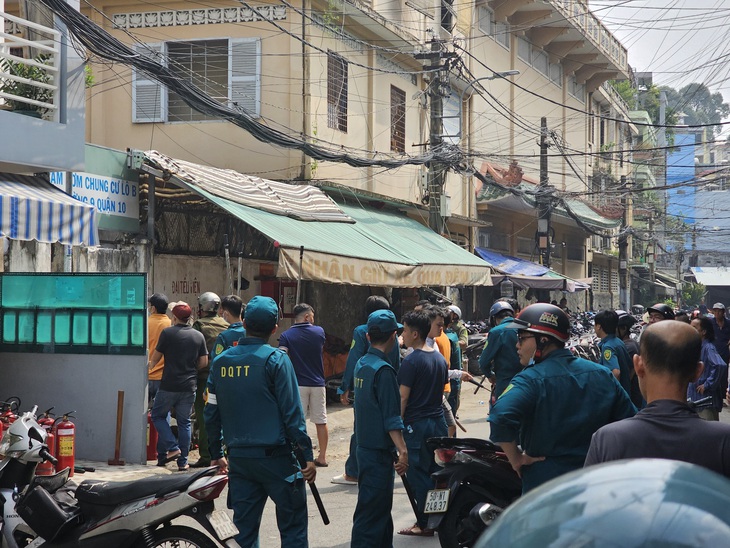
top-left (331, 474), bottom-right (357, 485)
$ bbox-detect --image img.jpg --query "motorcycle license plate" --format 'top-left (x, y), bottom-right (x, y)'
top-left (208, 510), bottom-right (238, 540)
top-left (424, 489), bottom-right (450, 513)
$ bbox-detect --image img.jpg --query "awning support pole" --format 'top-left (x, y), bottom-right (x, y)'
top-left (296, 245), bottom-right (304, 303)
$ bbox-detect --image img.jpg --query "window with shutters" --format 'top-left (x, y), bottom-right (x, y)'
top-left (132, 38), bottom-right (260, 123)
top-left (327, 52), bottom-right (348, 132)
top-left (390, 86), bottom-right (406, 153)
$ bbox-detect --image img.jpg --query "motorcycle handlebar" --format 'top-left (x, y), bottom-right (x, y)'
top-left (40, 447), bottom-right (58, 465)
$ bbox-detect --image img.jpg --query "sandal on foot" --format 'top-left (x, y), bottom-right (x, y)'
top-left (397, 526), bottom-right (434, 537)
top-left (314, 459), bottom-right (329, 467)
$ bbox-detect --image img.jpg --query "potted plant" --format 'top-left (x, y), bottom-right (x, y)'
top-left (0, 55), bottom-right (53, 118)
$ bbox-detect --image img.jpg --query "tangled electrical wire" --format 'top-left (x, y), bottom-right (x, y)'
top-left (39, 0), bottom-right (443, 170)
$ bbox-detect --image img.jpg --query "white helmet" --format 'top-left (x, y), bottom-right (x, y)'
top-left (447, 305), bottom-right (462, 319)
top-left (0, 407), bottom-right (47, 463)
top-left (198, 292), bottom-right (221, 313)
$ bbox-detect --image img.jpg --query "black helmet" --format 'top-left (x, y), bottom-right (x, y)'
top-left (616, 310), bottom-right (637, 328)
top-left (490, 301), bottom-right (515, 327)
top-left (647, 302), bottom-right (675, 320)
top-left (511, 303), bottom-right (570, 343)
top-left (475, 459), bottom-right (730, 548)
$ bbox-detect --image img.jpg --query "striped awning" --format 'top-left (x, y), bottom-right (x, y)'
top-left (0, 174), bottom-right (98, 246)
top-left (144, 150), bottom-right (354, 223)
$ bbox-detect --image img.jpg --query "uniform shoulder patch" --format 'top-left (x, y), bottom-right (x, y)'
top-left (499, 384), bottom-right (514, 398)
top-left (603, 348), bottom-right (613, 361)
top-left (215, 343), bottom-right (224, 356)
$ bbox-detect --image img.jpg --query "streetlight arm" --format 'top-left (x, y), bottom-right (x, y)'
top-left (457, 70), bottom-right (520, 138)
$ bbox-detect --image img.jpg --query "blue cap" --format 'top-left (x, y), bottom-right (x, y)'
top-left (367, 309), bottom-right (403, 333)
top-left (244, 296), bottom-right (279, 331)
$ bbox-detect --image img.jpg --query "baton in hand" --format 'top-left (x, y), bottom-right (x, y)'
top-left (393, 452), bottom-right (419, 520)
top-left (295, 448), bottom-right (330, 525)
top-left (468, 376), bottom-right (491, 395)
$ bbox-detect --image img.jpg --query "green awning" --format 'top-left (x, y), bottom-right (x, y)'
top-left (146, 157), bottom-right (492, 287)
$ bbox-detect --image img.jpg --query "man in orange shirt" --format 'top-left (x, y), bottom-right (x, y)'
top-left (148, 293), bottom-right (171, 407)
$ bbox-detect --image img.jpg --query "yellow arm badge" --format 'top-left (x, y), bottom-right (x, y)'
top-left (499, 384), bottom-right (514, 399)
top-left (603, 349), bottom-right (613, 361)
top-left (350, 339), bottom-right (356, 349)
top-left (214, 343), bottom-right (224, 356)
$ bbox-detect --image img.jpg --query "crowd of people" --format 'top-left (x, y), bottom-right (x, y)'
top-left (144, 290), bottom-right (730, 547)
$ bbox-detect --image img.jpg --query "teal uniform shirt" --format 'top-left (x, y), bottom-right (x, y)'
top-left (488, 348), bottom-right (636, 493)
top-left (353, 347), bottom-right (404, 449)
top-left (211, 321), bottom-right (246, 360)
top-left (445, 329), bottom-right (462, 370)
top-left (205, 337), bottom-right (313, 461)
top-left (479, 317), bottom-right (522, 400)
top-left (598, 334), bottom-right (632, 395)
top-left (340, 324), bottom-right (401, 394)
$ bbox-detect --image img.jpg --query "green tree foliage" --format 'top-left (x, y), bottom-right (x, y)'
top-left (682, 282), bottom-right (707, 308)
top-left (610, 80), bottom-right (679, 143)
top-left (661, 83), bottom-right (729, 138)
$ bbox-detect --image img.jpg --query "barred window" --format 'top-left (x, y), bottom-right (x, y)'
top-left (390, 86), bottom-right (406, 153)
top-left (327, 52), bottom-right (348, 132)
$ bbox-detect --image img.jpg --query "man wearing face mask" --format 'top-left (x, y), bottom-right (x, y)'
top-left (488, 303), bottom-right (636, 493)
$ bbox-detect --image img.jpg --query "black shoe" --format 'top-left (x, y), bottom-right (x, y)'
top-left (190, 459), bottom-right (211, 468)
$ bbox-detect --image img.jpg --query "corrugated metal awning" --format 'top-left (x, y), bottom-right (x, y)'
top-left (144, 150), bottom-right (354, 223)
top-left (139, 154), bottom-right (492, 287)
top-left (690, 267), bottom-right (730, 287)
top-left (0, 174), bottom-right (98, 246)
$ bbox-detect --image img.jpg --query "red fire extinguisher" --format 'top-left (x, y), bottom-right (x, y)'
top-left (146, 411), bottom-right (158, 461)
top-left (36, 408), bottom-right (56, 476)
top-left (54, 412), bottom-right (76, 477)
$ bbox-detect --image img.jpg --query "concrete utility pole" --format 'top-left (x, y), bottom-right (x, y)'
top-left (618, 175), bottom-right (630, 310)
top-left (416, 39), bottom-right (454, 234)
top-left (415, 38), bottom-right (449, 234)
top-left (536, 117), bottom-right (554, 269)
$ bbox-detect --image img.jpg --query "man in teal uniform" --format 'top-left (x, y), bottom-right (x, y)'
top-left (594, 309), bottom-right (632, 395)
top-left (479, 300), bottom-right (522, 408)
top-left (204, 296), bottom-right (316, 548)
top-left (350, 310), bottom-right (408, 547)
top-left (334, 296), bottom-right (400, 485)
top-left (210, 294), bottom-right (246, 361)
top-left (488, 303), bottom-right (636, 493)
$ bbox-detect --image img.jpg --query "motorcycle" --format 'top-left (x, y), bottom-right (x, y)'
top-left (0, 406), bottom-right (238, 548)
top-left (424, 437), bottom-right (521, 548)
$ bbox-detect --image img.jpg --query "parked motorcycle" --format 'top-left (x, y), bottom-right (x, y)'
top-left (424, 437), bottom-right (521, 548)
top-left (0, 406), bottom-right (237, 548)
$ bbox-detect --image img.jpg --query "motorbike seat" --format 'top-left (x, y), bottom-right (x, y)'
top-left (75, 467), bottom-right (217, 506)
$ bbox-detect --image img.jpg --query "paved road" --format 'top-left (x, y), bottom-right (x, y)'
top-left (81, 383), bottom-right (730, 547)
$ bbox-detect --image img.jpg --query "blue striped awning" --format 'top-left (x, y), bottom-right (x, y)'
top-left (0, 174), bottom-right (98, 246)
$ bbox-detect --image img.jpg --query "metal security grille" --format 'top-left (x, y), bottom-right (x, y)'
top-left (167, 40), bottom-right (228, 122)
top-left (327, 52), bottom-right (348, 132)
top-left (151, 199), bottom-right (277, 261)
top-left (391, 86), bottom-right (406, 153)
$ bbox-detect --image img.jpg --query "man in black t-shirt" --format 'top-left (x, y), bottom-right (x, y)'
top-left (586, 321), bottom-right (730, 478)
top-left (148, 303), bottom-right (208, 471)
top-left (397, 310), bottom-right (448, 537)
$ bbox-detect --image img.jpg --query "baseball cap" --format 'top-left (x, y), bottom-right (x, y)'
top-left (447, 305), bottom-right (462, 319)
top-left (244, 296), bottom-right (279, 331)
top-left (367, 309), bottom-right (403, 333)
top-left (172, 303), bottom-right (192, 321)
top-left (713, 302), bottom-right (726, 310)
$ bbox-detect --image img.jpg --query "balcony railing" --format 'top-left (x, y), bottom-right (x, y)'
top-left (0, 11), bottom-right (61, 119)
top-left (550, 0), bottom-right (628, 73)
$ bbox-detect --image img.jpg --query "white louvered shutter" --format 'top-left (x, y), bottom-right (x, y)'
top-left (229, 38), bottom-right (261, 117)
top-left (132, 43), bottom-right (165, 123)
